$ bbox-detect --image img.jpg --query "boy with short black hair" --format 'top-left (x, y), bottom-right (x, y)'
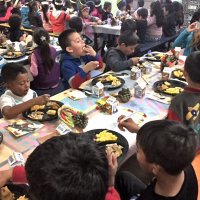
top-left (58, 29), bottom-right (103, 89)
top-left (167, 51), bottom-right (200, 139)
top-left (120, 19), bottom-right (137, 34)
top-left (135, 8), bottom-right (148, 42)
top-left (104, 31), bottom-right (139, 72)
top-left (102, 1), bottom-right (113, 21)
top-left (0, 63), bottom-right (50, 119)
top-left (116, 120), bottom-right (198, 200)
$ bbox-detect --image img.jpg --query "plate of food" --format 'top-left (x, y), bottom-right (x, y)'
top-left (25, 47), bottom-right (34, 55)
top-left (153, 80), bottom-right (186, 96)
top-left (171, 69), bottom-right (186, 81)
top-left (6, 119), bottom-right (43, 137)
top-left (84, 129), bottom-right (129, 163)
top-left (3, 51), bottom-right (25, 59)
top-left (23, 100), bottom-right (63, 122)
top-left (91, 75), bottom-right (125, 90)
top-left (58, 106), bottom-right (88, 129)
top-left (143, 52), bottom-right (166, 62)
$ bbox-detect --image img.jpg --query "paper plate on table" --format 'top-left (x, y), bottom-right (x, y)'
top-left (23, 100), bottom-right (63, 122)
top-left (153, 79), bottom-right (186, 96)
top-left (171, 69), bottom-right (186, 81)
top-left (143, 52), bottom-right (166, 62)
top-left (84, 129), bottom-right (128, 163)
top-left (3, 51), bottom-right (26, 60)
top-left (91, 75), bottom-right (125, 90)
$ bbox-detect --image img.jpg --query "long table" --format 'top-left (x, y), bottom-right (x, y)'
top-left (0, 61), bottom-right (177, 169)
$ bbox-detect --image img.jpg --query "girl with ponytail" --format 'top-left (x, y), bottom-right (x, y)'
top-left (30, 28), bottom-right (61, 95)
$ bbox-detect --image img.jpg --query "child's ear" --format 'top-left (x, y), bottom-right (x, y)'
top-left (152, 164), bottom-right (161, 175)
top-left (66, 47), bottom-right (73, 53)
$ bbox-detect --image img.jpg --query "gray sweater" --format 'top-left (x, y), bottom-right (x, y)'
top-left (104, 48), bottom-right (133, 72)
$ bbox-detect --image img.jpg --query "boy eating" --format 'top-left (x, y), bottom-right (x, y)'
top-left (104, 31), bottom-right (139, 72)
top-left (0, 63), bottom-right (50, 119)
top-left (58, 29), bottom-right (103, 89)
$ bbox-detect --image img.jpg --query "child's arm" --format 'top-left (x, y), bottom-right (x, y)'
top-left (1, 94), bottom-right (50, 119)
top-left (0, 7), bottom-right (12, 22)
top-left (30, 53), bottom-right (38, 77)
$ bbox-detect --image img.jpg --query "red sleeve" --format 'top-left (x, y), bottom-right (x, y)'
top-left (65, 14), bottom-right (70, 21)
top-left (105, 186), bottom-right (121, 200)
top-left (71, 73), bottom-right (90, 89)
top-left (0, 7), bottom-right (13, 22)
top-left (12, 166), bottom-right (27, 184)
top-left (97, 56), bottom-right (103, 70)
top-left (167, 109), bottom-right (181, 122)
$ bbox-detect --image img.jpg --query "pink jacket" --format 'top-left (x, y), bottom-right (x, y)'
top-left (0, 6), bottom-right (13, 22)
top-left (12, 166), bottom-right (121, 200)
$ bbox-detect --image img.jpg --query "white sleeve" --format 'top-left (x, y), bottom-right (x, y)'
top-left (0, 95), bottom-right (16, 111)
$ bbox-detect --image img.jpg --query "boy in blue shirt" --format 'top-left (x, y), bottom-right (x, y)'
top-left (58, 29), bottom-right (103, 89)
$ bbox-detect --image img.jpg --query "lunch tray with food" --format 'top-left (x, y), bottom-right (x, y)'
top-left (171, 69), bottom-right (185, 81)
top-left (23, 100), bottom-right (63, 122)
top-left (3, 51), bottom-right (25, 59)
top-left (91, 75), bottom-right (125, 90)
top-left (153, 80), bottom-right (186, 96)
top-left (84, 129), bottom-right (128, 164)
top-left (143, 52), bottom-right (166, 62)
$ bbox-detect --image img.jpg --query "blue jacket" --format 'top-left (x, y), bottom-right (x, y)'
top-left (60, 53), bottom-right (101, 89)
top-left (20, 6), bottom-right (31, 29)
top-left (172, 29), bottom-right (193, 56)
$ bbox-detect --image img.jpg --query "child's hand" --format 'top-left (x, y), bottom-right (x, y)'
top-left (131, 57), bottom-right (140, 65)
top-left (107, 149), bottom-right (118, 186)
top-left (83, 45), bottom-right (96, 57)
top-left (118, 115), bottom-right (140, 133)
top-left (97, 20), bottom-right (102, 25)
top-left (34, 94), bottom-right (50, 105)
top-left (83, 61), bottom-right (99, 73)
top-left (187, 22), bottom-right (199, 32)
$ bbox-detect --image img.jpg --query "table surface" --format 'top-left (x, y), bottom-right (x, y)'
top-left (0, 56), bottom-right (186, 169)
top-left (90, 24), bottom-right (121, 35)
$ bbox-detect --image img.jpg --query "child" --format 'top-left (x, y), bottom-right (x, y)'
top-left (0, 133), bottom-right (120, 200)
top-left (0, 0), bottom-right (13, 22)
top-left (102, 1), bottom-right (113, 22)
top-left (134, 8), bottom-right (148, 43)
top-left (20, 0), bottom-right (31, 29)
top-left (79, 4), bottom-right (101, 40)
top-left (173, 22), bottom-right (200, 56)
top-left (116, 0), bottom-right (126, 17)
top-left (120, 18), bottom-right (137, 34)
top-left (167, 51), bottom-right (200, 140)
top-left (8, 14), bottom-right (27, 42)
top-left (116, 120), bottom-right (198, 200)
top-left (41, 2), bottom-right (53, 33)
top-left (162, 3), bottom-right (176, 37)
top-left (58, 29), bottom-right (103, 89)
top-left (30, 28), bottom-right (61, 96)
top-left (28, 1), bottom-right (43, 28)
top-left (68, 16), bottom-right (93, 46)
top-left (0, 63), bottom-right (50, 119)
top-left (90, 0), bottom-right (103, 20)
top-left (49, 0), bottom-right (70, 35)
top-left (104, 31), bottom-right (139, 72)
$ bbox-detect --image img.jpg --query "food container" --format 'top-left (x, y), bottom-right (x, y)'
top-left (134, 81), bottom-right (146, 98)
top-left (131, 67), bottom-right (141, 80)
top-left (162, 67), bottom-right (171, 80)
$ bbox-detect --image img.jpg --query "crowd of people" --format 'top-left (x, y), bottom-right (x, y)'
top-left (0, 0), bottom-right (200, 199)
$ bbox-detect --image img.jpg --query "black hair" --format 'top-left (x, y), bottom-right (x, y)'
top-left (126, 0), bottom-right (133, 11)
top-left (54, 0), bottom-right (63, 10)
top-left (86, 1), bottom-right (95, 14)
top-left (137, 120), bottom-right (197, 175)
top-left (137, 8), bottom-right (148, 19)
top-left (118, 31), bottom-right (138, 46)
top-left (1, 63), bottom-right (27, 83)
top-left (190, 9), bottom-right (200, 24)
top-left (28, 1), bottom-right (37, 16)
top-left (25, 133), bottom-right (109, 200)
top-left (58, 29), bottom-right (77, 51)
top-left (150, 1), bottom-right (164, 27)
top-left (68, 16), bottom-right (83, 33)
top-left (103, 1), bottom-right (111, 10)
top-left (163, 3), bottom-right (174, 15)
top-left (184, 51), bottom-right (200, 83)
top-left (121, 19), bottom-right (136, 34)
top-left (172, 1), bottom-right (184, 27)
top-left (8, 14), bottom-right (21, 30)
top-left (33, 28), bottom-right (53, 74)
top-left (41, 4), bottom-right (49, 23)
top-left (138, 0), bottom-right (144, 7)
top-left (117, 0), bottom-right (126, 10)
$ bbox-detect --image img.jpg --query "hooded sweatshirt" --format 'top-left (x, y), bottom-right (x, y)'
top-left (49, 10), bottom-right (70, 34)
